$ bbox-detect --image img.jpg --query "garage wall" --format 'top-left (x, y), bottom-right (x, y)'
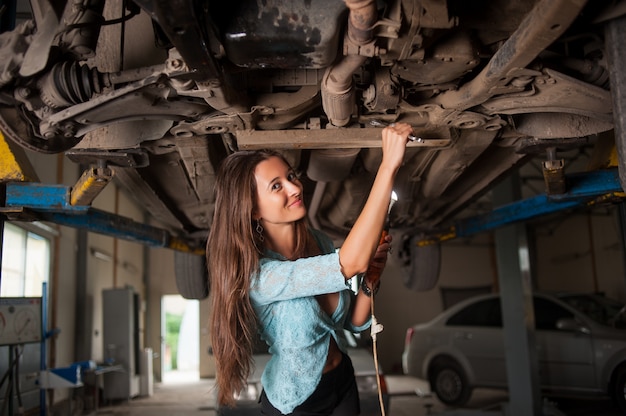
top-left (535, 207), bottom-right (625, 298)
top-left (89, 184), bottom-right (147, 364)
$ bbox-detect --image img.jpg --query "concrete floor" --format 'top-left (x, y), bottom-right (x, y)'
top-left (81, 371), bottom-right (622, 416)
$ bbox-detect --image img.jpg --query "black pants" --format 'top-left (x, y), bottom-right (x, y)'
top-left (260, 353), bottom-right (360, 416)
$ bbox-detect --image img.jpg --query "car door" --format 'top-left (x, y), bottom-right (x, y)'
top-left (533, 297), bottom-right (596, 389)
top-left (445, 298), bottom-right (508, 386)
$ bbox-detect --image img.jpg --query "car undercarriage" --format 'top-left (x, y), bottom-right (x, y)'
top-left (0, 0), bottom-right (624, 294)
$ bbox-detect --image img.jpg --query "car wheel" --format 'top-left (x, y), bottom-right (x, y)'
top-left (429, 357), bottom-right (472, 407)
top-left (174, 251), bottom-right (209, 300)
top-left (611, 365), bottom-right (626, 413)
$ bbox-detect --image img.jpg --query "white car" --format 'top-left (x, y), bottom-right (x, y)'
top-left (402, 292), bottom-right (626, 411)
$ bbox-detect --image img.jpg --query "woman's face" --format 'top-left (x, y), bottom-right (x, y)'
top-left (254, 156), bottom-right (306, 226)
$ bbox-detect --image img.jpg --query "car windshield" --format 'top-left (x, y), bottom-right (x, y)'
top-left (558, 294), bottom-right (626, 329)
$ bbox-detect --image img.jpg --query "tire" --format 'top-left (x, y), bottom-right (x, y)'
top-left (396, 233), bottom-right (441, 292)
top-left (611, 366), bottom-right (626, 413)
top-left (429, 357), bottom-right (472, 407)
top-left (174, 251), bottom-right (209, 300)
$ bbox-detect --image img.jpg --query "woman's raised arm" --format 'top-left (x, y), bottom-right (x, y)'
top-left (338, 123), bottom-right (412, 279)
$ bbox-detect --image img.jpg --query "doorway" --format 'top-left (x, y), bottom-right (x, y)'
top-left (161, 295), bottom-right (200, 383)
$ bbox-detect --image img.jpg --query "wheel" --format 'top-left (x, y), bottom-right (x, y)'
top-left (174, 251), bottom-right (209, 300)
top-left (611, 366), bottom-right (626, 413)
top-left (429, 357), bottom-right (472, 407)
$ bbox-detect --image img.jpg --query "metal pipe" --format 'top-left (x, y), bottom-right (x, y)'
top-left (321, 54), bottom-right (367, 126)
top-left (321, 0), bottom-right (377, 126)
top-left (344, 0), bottom-right (378, 44)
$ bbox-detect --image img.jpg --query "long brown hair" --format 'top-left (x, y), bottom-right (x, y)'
top-left (207, 149), bottom-right (312, 406)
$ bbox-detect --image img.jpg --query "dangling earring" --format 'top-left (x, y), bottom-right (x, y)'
top-left (256, 219), bottom-right (265, 242)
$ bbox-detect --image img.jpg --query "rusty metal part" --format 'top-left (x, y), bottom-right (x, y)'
top-left (364, 69), bottom-right (401, 112)
top-left (321, 54), bottom-right (367, 126)
top-left (132, 0), bottom-right (221, 80)
top-left (391, 30), bottom-right (479, 85)
top-left (0, 21), bottom-right (33, 88)
top-left (235, 126), bottom-right (453, 150)
top-left (65, 149), bottom-right (150, 168)
top-left (57, 0), bottom-right (107, 60)
top-left (19, 1), bottom-right (64, 77)
top-left (432, 0), bottom-right (589, 111)
top-left (344, 0), bottom-right (379, 44)
top-left (0, 105), bottom-right (84, 154)
top-left (410, 104), bottom-right (506, 131)
top-left (514, 113), bottom-right (613, 140)
top-left (481, 68), bottom-right (613, 123)
top-left (411, 0), bottom-right (458, 29)
top-left (170, 109), bottom-right (259, 137)
top-left (321, 0), bottom-right (378, 127)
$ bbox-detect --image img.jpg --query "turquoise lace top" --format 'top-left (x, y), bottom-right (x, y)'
top-left (249, 229), bottom-right (371, 414)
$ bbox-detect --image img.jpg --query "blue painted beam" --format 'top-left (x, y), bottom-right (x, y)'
top-left (419, 169), bottom-right (624, 245)
top-left (3, 181), bottom-right (203, 254)
top-left (5, 182), bottom-right (88, 212)
top-left (36, 210), bottom-right (168, 247)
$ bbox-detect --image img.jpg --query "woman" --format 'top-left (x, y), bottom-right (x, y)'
top-left (207, 123), bottom-right (413, 415)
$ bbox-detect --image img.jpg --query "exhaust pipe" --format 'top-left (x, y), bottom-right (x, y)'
top-left (321, 0), bottom-right (378, 127)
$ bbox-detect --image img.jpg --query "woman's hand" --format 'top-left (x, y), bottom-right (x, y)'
top-left (380, 122), bottom-right (413, 172)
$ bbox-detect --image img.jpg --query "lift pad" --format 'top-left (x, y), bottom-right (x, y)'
top-left (70, 165), bottom-right (114, 206)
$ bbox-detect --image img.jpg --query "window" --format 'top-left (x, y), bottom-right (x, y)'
top-left (533, 297), bottom-right (574, 330)
top-left (1, 223), bottom-right (50, 297)
top-left (446, 298), bottom-right (503, 327)
top-left (558, 293), bottom-right (626, 328)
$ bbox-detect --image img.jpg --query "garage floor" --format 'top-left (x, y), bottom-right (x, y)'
top-left (87, 372), bottom-right (621, 416)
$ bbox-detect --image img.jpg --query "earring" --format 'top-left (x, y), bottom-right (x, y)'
top-left (255, 219), bottom-right (264, 242)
